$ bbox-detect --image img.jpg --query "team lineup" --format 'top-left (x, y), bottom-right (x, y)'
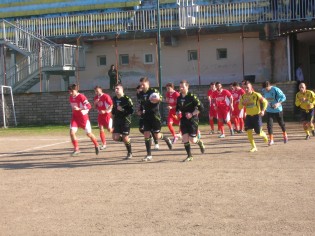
top-left (68, 78), bottom-right (315, 161)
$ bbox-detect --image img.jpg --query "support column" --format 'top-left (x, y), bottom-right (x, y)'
top-left (61, 75), bottom-right (69, 91)
top-left (43, 73), bottom-right (50, 92)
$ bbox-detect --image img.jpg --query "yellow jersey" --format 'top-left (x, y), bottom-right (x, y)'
top-left (295, 90), bottom-right (315, 111)
top-left (239, 91), bottom-right (268, 116)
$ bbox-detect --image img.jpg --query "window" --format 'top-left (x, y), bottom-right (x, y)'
top-left (119, 54), bottom-right (129, 65)
top-left (217, 48), bottom-right (227, 60)
top-left (97, 55), bottom-right (106, 66)
top-left (144, 54), bottom-right (154, 64)
top-left (188, 50), bottom-right (198, 61)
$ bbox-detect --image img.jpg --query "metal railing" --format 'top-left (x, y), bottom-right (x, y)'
top-left (9, 0), bottom-right (315, 38)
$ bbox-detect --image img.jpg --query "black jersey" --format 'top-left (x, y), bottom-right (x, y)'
top-left (112, 95), bottom-right (134, 123)
top-left (138, 87), bottom-right (161, 118)
top-left (176, 92), bottom-right (203, 119)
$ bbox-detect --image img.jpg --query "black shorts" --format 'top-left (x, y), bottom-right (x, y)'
top-left (245, 114), bottom-right (262, 134)
top-left (300, 108), bottom-right (314, 123)
top-left (180, 117), bottom-right (198, 137)
top-left (113, 119), bottom-right (130, 135)
top-left (139, 117), bottom-right (144, 130)
top-left (143, 114), bottom-right (161, 133)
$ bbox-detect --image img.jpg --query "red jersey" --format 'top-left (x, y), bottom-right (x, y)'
top-left (207, 89), bottom-right (217, 108)
top-left (231, 88), bottom-right (245, 107)
top-left (69, 93), bottom-right (91, 123)
top-left (94, 93), bottom-right (113, 114)
top-left (213, 89), bottom-right (232, 109)
top-left (166, 91), bottom-right (180, 113)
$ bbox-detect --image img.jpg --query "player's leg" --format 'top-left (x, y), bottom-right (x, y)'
top-left (121, 123), bottom-right (132, 159)
top-left (181, 120), bottom-right (193, 162)
top-left (99, 125), bottom-right (107, 150)
top-left (225, 111), bottom-right (234, 136)
top-left (266, 112), bottom-right (274, 145)
top-left (275, 111), bottom-right (288, 143)
top-left (190, 119), bottom-right (205, 155)
top-left (245, 116), bottom-right (257, 152)
top-left (70, 121), bottom-right (80, 156)
top-left (309, 109), bottom-right (315, 136)
top-left (167, 115), bottom-right (177, 143)
top-left (209, 115), bottom-right (215, 134)
top-left (85, 120), bottom-right (100, 155)
top-left (153, 117), bottom-right (172, 150)
top-left (239, 109), bottom-right (245, 132)
top-left (254, 115), bottom-right (268, 144)
top-left (301, 111), bottom-right (311, 139)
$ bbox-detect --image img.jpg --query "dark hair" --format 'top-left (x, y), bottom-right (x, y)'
top-left (68, 84), bottom-right (78, 91)
top-left (115, 83), bottom-right (123, 88)
top-left (166, 82), bottom-right (174, 88)
top-left (94, 85), bottom-right (102, 90)
top-left (244, 80), bottom-right (252, 86)
top-left (139, 77), bottom-right (149, 83)
top-left (180, 80), bottom-right (189, 87)
top-left (215, 82), bottom-right (221, 86)
top-left (232, 82), bottom-right (239, 87)
top-left (136, 85), bottom-right (141, 90)
top-left (262, 81), bottom-right (271, 88)
top-left (209, 82), bottom-right (215, 86)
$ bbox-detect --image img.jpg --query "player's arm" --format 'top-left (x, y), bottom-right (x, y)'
top-left (192, 95), bottom-right (203, 116)
top-left (295, 93), bottom-right (301, 107)
top-left (229, 95), bottom-right (234, 111)
top-left (238, 95), bottom-right (244, 110)
top-left (259, 95), bottom-right (268, 116)
top-left (120, 97), bottom-right (134, 115)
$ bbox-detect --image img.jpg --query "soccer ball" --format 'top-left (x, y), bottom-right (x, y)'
top-left (149, 92), bottom-right (160, 103)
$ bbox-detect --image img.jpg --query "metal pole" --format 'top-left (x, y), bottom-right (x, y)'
top-left (1, 86), bottom-right (6, 128)
top-left (241, 26), bottom-right (245, 80)
top-left (157, 0), bottom-right (162, 93)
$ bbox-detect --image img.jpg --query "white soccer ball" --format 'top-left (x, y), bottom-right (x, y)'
top-left (149, 92), bottom-right (160, 103)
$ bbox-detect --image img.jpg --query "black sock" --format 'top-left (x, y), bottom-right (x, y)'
top-left (125, 140), bottom-right (132, 154)
top-left (184, 142), bottom-right (192, 157)
top-left (145, 138), bottom-right (151, 156)
top-left (151, 131), bottom-right (158, 144)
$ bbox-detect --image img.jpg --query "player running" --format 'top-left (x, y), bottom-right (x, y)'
top-left (176, 80), bottom-right (205, 162)
top-left (213, 82), bottom-right (234, 138)
top-left (295, 82), bottom-right (315, 140)
top-left (165, 82), bottom-right (181, 143)
top-left (138, 77), bottom-right (172, 161)
top-left (112, 84), bottom-right (134, 159)
top-left (207, 82), bottom-right (218, 134)
top-left (68, 84), bottom-right (99, 156)
top-left (239, 81), bottom-right (268, 152)
top-left (261, 81), bottom-right (288, 145)
top-left (93, 86), bottom-right (113, 150)
top-left (231, 82), bottom-right (245, 133)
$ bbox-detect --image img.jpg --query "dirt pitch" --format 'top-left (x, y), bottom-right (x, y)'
top-left (0, 122), bottom-right (314, 236)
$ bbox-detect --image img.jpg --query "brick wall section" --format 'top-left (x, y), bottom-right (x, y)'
top-left (1, 81), bottom-right (297, 126)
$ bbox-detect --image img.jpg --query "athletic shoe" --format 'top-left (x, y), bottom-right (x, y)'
top-left (305, 135), bottom-right (311, 140)
top-left (312, 130), bottom-right (315, 136)
top-left (165, 138), bottom-right (173, 150)
top-left (197, 132), bottom-right (201, 139)
top-left (142, 155), bottom-right (152, 162)
top-left (172, 136), bottom-right (178, 144)
top-left (239, 130), bottom-right (245, 133)
top-left (209, 130), bottom-right (214, 135)
top-left (249, 147), bottom-right (258, 152)
top-left (177, 133), bottom-right (182, 139)
top-left (199, 141), bottom-right (205, 154)
top-left (71, 150), bottom-right (80, 157)
top-left (154, 144), bottom-right (159, 150)
top-left (95, 146), bottom-right (100, 155)
top-left (183, 156), bottom-right (193, 162)
top-left (100, 145), bottom-right (107, 150)
top-left (125, 153), bottom-right (132, 160)
top-left (218, 134), bottom-right (225, 138)
top-left (283, 136), bottom-right (288, 144)
top-left (230, 129), bottom-right (234, 136)
top-left (263, 136), bottom-right (269, 144)
top-left (268, 140), bottom-right (274, 146)
top-left (216, 130), bottom-right (220, 134)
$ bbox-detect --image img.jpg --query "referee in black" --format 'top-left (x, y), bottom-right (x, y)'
top-left (176, 80), bottom-right (205, 162)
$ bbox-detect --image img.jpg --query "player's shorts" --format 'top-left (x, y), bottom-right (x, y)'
top-left (139, 117), bottom-right (144, 132)
top-left (209, 106), bottom-right (217, 118)
top-left (232, 107), bottom-right (244, 118)
top-left (143, 114), bottom-right (161, 133)
top-left (180, 117), bottom-right (198, 137)
top-left (70, 118), bottom-right (92, 134)
top-left (98, 113), bottom-right (112, 129)
top-left (167, 112), bottom-right (180, 125)
top-left (245, 114), bottom-right (262, 134)
top-left (300, 108), bottom-right (314, 123)
top-left (113, 119), bottom-right (130, 135)
top-left (217, 108), bottom-right (231, 122)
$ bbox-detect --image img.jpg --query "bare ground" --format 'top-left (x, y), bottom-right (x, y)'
top-left (0, 122), bottom-right (314, 236)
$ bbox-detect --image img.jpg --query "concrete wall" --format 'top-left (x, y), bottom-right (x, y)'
top-left (0, 81), bottom-right (297, 127)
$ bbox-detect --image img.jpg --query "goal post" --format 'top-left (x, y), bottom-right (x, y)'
top-left (1, 85), bottom-right (17, 128)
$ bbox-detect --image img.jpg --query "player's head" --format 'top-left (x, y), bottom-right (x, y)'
top-left (94, 86), bottom-right (103, 96)
top-left (243, 81), bottom-right (253, 94)
top-left (68, 84), bottom-right (78, 96)
top-left (115, 83), bottom-right (124, 97)
top-left (166, 82), bottom-right (174, 92)
top-left (229, 83), bottom-right (234, 91)
top-left (262, 81), bottom-right (271, 91)
top-left (215, 82), bottom-right (222, 91)
top-left (299, 82), bottom-right (306, 93)
top-left (179, 80), bottom-right (189, 94)
top-left (136, 85), bottom-right (142, 94)
top-left (139, 77), bottom-right (150, 91)
top-left (232, 82), bottom-right (239, 88)
top-left (241, 80), bottom-right (247, 89)
top-left (110, 64), bottom-right (115, 70)
top-left (209, 82), bottom-right (215, 90)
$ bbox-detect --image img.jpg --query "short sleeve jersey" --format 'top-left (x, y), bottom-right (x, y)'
top-left (112, 95), bottom-right (134, 123)
top-left (213, 89), bottom-right (232, 108)
top-left (232, 88), bottom-right (245, 107)
top-left (207, 89), bottom-right (216, 108)
top-left (166, 91), bottom-right (180, 112)
top-left (69, 93), bottom-right (90, 122)
top-left (94, 93), bottom-right (113, 113)
top-left (239, 92), bottom-right (267, 116)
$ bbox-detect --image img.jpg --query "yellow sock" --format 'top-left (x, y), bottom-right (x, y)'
top-left (247, 130), bottom-right (255, 148)
top-left (259, 130), bottom-right (268, 143)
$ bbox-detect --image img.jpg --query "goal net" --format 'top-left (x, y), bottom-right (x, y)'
top-left (0, 86), bottom-right (17, 128)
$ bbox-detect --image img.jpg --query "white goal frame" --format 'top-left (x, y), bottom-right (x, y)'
top-left (1, 85), bottom-right (17, 128)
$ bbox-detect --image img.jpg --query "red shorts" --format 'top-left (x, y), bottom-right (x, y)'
top-left (209, 106), bottom-right (217, 118)
top-left (98, 113), bottom-right (112, 129)
top-left (217, 108), bottom-right (231, 122)
top-left (232, 107), bottom-right (244, 118)
top-left (167, 112), bottom-right (180, 125)
top-left (70, 118), bottom-right (91, 133)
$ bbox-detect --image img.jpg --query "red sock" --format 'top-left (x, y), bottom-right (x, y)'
top-left (100, 131), bottom-right (106, 145)
top-left (234, 117), bottom-right (240, 130)
top-left (168, 123), bottom-right (176, 137)
top-left (91, 137), bottom-right (99, 147)
top-left (226, 121), bottom-right (233, 130)
top-left (209, 119), bottom-right (214, 130)
top-left (239, 118), bottom-right (244, 130)
top-left (218, 121), bottom-right (224, 134)
top-left (72, 140), bottom-right (79, 151)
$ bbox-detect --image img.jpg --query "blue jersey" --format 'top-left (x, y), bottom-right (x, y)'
top-left (261, 86), bottom-right (286, 113)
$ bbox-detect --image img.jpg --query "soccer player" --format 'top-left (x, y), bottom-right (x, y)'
top-left (213, 82), bottom-right (234, 138)
top-left (295, 82), bottom-right (315, 140)
top-left (239, 81), bottom-right (268, 152)
top-left (68, 84), bottom-right (99, 156)
top-left (136, 85), bottom-right (159, 149)
top-left (138, 77), bottom-right (172, 161)
top-left (261, 81), bottom-right (288, 145)
top-left (207, 82), bottom-right (218, 134)
top-left (93, 86), bottom-right (113, 150)
top-left (176, 80), bottom-right (205, 162)
top-left (165, 82), bottom-right (181, 143)
top-left (231, 82), bottom-right (245, 133)
top-left (112, 84), bottom-right (134, 159)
